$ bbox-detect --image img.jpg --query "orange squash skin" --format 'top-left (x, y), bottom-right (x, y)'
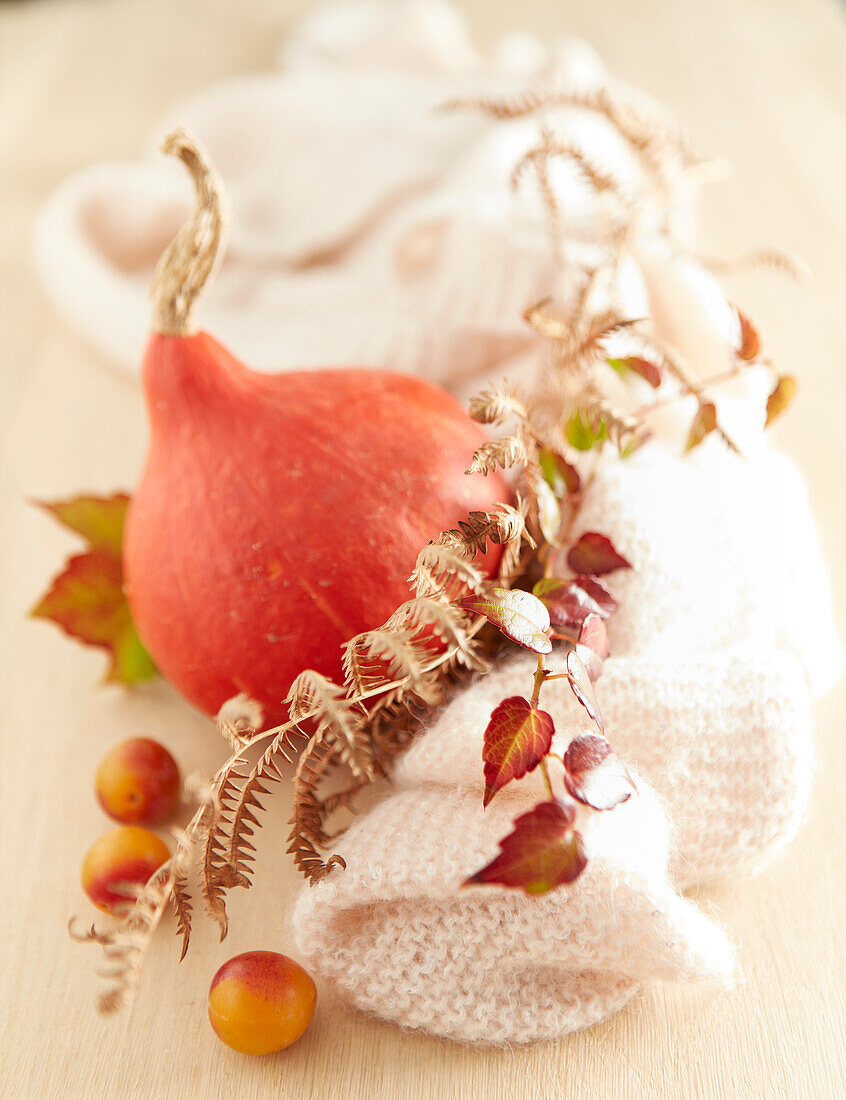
top-left (124, 332), bottom-right (510, 723)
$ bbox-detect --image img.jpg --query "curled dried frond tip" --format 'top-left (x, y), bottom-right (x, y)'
top-left (217, 692), bottom-right (265, 748)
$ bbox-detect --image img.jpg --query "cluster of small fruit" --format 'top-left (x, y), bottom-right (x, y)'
top-left (80, 737), bottom-right (316, 1055)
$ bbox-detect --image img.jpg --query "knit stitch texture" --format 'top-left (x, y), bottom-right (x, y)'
top-left (292, 442), bottom-right (841, 1044)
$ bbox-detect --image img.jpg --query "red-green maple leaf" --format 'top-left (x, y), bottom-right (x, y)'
top-left (562, 734), bottom-right (634, 811)
top-left (482, 696), bottom-right (555, 806)
top-left (30, 494), bottom-right (156, 684)
top-left (465, 800), bottom-right (587, 894)
top-left (566, 532), bottom-right (632, 576)
top-left (455, 588), bottom-right (552, 654)
top-left (37, 494), bottom-right (129, 554)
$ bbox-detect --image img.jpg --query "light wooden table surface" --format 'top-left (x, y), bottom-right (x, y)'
top-left (2, 0), bottom-right (845, 1096)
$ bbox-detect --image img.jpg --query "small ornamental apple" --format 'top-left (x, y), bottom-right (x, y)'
top-left (81, 826), bottom-right (170, 914)
top-left (124, 131), bottom-right (511, 724)
top-left (208, 951), bottom-right (316, 1055)
top-left (95, 737), bottom-right (180, 825)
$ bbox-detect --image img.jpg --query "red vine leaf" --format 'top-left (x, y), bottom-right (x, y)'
top-left (607, 355), bottom-right (663, 388)
top-left (735, 307), bottom-right (761, 362)
top-left (566, 649), bottom-right (604, 730)
top-left (566, 532), bottom-right (632, 576)
top-left (765, 375), bottom-right (797, 427)
top-left (482, 696), bottom-right (556, 806)
top-left (562, 734), bottom-right (634, 811)
top-left (31, 494), bottom-right (156, 684)
top-left (455, 589), bottom-right (552, 653)
top-left (685, 401), bottom-right (718, 452)
top-left (464, 799), bottom-right (587, 894)
top-left (533, 575), bottom-right (617, 627)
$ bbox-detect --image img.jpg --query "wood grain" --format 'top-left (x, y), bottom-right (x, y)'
top-left (1, 0), bottom-right (844, 1096)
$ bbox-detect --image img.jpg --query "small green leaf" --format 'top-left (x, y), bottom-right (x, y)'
top-left (565, 410), bottom-right (608, 452)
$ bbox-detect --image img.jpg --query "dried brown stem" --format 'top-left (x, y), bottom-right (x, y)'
top-left (151, 128), bottom-right (227, 336)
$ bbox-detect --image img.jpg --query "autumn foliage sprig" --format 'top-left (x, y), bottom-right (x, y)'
top-left (456, 537), bottom-right (635, 893)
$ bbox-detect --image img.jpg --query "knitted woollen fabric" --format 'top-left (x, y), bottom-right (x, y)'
top-left (292, 439), bottom-right (841, 1044)
top-left (569, 439), bottom-right (842, 699)
top-left (390, 647), bottom-right (814, 890)
top-left (293, 779), bottom-right (735, 1045)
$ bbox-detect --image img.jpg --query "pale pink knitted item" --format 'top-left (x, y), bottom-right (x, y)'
top-left (292, 442), bottom-right (841, 1044)
top-left (293, 780), bottom-right (735, 1045)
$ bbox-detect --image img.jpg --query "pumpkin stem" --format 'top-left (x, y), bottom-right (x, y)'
top-left (150, 128), bottom-right (227, 336)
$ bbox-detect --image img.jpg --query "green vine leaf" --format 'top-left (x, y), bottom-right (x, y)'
top-left (482, 696), bottom-right (555, 806)
top-left (31, 494), bottom-right (157, 684)
top-left (565, 409), bottom-right (609, 451)
top-left (465, 799), bottom-right (587, 894)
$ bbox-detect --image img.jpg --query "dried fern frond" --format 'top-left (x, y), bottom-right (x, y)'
top-left (526, 299), bottom-right (641, 371)
top-left (224, 740), bottom-right (286, 888)
top-left (288, 670), bottom-right (373, 778)
top-left (468, 381), bottom-right (527, 425)
top-left (72, 845), bottom-right (186, 1012)
top-left (170, 864), bottom-right (193, 962)
top-left (446, 84), bottom-right (693, 186)
top-left (512, 129), bottom-right (632, 224)
top-left (408, 541), bottom-right (487, 599)
top-left (288, 734), bottom-right (349, 882)
top-left (695, 245), bottom-right (810, 282)
top-left (198, 766), bottom-right (248, 940)
top-left (216, 693), bottom-right (265, 749)
top-left (466, 434), bottom-right (529, 476)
